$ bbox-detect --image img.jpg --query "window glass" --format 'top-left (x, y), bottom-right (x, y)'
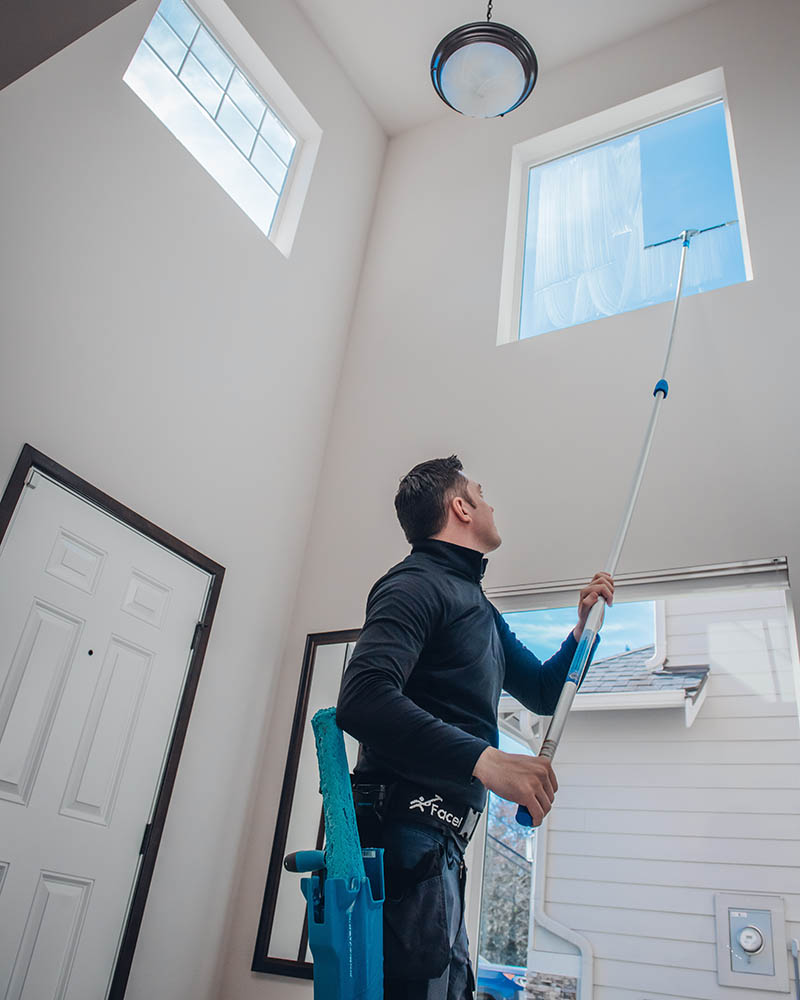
top-left (179, 53), bottom-right (224, 116)
top-left (519, 101), bottom-right (746, 340)
top-left (192, 25), bottom-right (234, 87)
top-left (487, 585), bottom-right (796, 999)
top-left (143, 14), bottom-right (186, 73)
top-left (218, 96), bottom-right (256, 156)
top-left (228, 70), bottom-right (265, 128)
top-left (158, 0), bottom-right (199, 45)
top-left (124, 0), bottom-right (297, 238)
top-left (504, 600), bottom-right (655, 659)
top-left (259, 109), bottom-right (296, 165)
top-left (252, 137), bottom-right (287, 193)
top-left (477, 732), bottom-right (533, 975)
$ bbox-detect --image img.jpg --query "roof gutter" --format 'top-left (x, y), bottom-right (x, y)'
top-left (572, 689), bottom-right (684, 711)
top-left (684, 674), bottom-right (710, 726)
top-left (572, 672), bottom-right (709, 726)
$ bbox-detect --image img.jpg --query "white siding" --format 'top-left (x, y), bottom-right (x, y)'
top-left (536, 588), bottom-right (800, 997)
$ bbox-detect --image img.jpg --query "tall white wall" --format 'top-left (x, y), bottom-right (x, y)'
top-left (239, 0), bottom-right (800, 998)
top-left (289, 0), bottom-right (800, 623)
top-left (545, 588), bottom-right (800, 998)
top-left (0, 1), bottom-right (385, 997)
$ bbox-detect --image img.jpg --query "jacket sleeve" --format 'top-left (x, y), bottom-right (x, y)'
top-left (336, 571), bottom-right (490, 784)
top-left (494, 608), bottom-right (599, 715)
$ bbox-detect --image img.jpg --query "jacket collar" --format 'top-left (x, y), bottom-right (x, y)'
top-left (412, 538), bottom-right (488, 582)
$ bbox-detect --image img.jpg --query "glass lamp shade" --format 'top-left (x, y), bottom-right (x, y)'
top-left (431, 21), bottom-right (538, 118)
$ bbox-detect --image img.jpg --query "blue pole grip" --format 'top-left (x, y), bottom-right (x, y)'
top-left (566, 630), bottom-right (596, 686)
top-left (516, 804), bottom-right (533, 827)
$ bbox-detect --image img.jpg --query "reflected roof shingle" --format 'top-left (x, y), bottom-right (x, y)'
top-left (579, 644), bottom-right (708, 695)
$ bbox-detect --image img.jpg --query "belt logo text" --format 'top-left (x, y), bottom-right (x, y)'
top-left (408, 793), bottom-right (462, 828)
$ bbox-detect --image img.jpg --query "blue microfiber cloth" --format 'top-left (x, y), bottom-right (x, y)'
top-left (311, 707), bottom-right (365, 883)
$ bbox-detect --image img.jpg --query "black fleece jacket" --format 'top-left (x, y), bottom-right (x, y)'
top-left (336, 539), bottom-right (597, 811)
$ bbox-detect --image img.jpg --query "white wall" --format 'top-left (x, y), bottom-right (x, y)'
top-left (241, 0), bottom-right (800, 998)
top-left (0, 1), bottom-right (385, 997)
top-left (542, 587), bottom-right (800, 998)
top-left (286, 0), bottom-right (800, 624)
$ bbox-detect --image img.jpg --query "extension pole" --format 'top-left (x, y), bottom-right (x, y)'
top-left (516, 228), bottom-right (698, 824)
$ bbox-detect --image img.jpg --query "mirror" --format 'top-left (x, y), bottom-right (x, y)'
top-left (252, 629), bottom-right (360, 977)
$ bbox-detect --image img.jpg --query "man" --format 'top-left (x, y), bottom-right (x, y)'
top-left (336, 455), bottom-right (614, 1000)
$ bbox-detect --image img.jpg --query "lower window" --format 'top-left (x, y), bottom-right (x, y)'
top-left (474, 567), bottom-right (798, 999)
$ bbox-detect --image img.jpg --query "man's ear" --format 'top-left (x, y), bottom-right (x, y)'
top-left (451, 494), bottom-right (473, 525)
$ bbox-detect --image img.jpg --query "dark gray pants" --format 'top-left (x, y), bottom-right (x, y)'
top-left (376, 820), bottom-right (475, 1000)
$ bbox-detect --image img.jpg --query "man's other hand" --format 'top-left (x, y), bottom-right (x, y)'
top-left (573, 572), bottom-right (615, 640)
top-left (472, 746), bottom-right (557, 827)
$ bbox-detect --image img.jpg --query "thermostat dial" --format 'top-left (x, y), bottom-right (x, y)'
top-left (737, 925), bottom-right (765, 955)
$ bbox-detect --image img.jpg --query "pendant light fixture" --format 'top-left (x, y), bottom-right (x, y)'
top-left (430, 1), bottom-right (538, 118)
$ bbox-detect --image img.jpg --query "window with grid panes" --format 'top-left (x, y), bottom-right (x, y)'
top-left (124, 0), bottom-right (297, 238)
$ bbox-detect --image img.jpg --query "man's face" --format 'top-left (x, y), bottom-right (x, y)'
top-left (463, 478), bottom-right (502, 553)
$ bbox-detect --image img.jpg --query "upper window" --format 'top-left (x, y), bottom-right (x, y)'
top-left (496, 70), bottom-right (751, 343)
top-left (520, 101), bottom-right (745, 339)
top-left (124, 0), bottom-right (320, 253)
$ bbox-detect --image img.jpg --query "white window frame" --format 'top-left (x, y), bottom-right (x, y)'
top-left (129, 0), bottom-right (321, 256)
top-left (496, 67), bottom-right (752, 346)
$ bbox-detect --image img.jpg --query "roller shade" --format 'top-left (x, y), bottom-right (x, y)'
top-left (485, 557), bottom-right (789, 613)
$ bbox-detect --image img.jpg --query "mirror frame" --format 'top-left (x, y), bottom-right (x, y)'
top-left (251, 628), bottom-right (360, 978)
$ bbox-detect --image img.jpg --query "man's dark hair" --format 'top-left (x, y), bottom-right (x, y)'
top-left (394, 455), bottom-right (475, 544)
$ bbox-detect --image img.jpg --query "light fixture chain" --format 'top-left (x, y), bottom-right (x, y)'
top-left (486, 0), bottom-right (493, 21)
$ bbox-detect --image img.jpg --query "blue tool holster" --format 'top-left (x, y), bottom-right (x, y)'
top-left (284, 708), bottom-right (385, 1000)
top-left (300, 847), bottom-right (385, 1000)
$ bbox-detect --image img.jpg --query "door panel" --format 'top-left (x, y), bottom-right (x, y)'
top-left (0, 602), bottom-right (83, 805)
top-left (0, 471), bottom-right (212, 1000)
top-left (59, 635), bottom-right (153, 826)
top-left (5, 872), bottom-right (93, 1000)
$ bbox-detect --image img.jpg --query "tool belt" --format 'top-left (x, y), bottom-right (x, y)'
top-left (352, 778), bottom-right (482, 847)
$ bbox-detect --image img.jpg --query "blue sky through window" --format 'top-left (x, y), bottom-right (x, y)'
top-left (504, 600), bottom-right (655, 660)
top-left (640, 102), bottom-right (739, 245)
top-left (519, 100), bottom-right (746, 339)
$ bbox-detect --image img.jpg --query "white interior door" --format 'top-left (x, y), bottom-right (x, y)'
top-left (0, 470), bottom-right (212, 1000)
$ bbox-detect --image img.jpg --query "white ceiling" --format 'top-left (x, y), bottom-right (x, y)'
top-left (293, 0), bottom-right (721, 135)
